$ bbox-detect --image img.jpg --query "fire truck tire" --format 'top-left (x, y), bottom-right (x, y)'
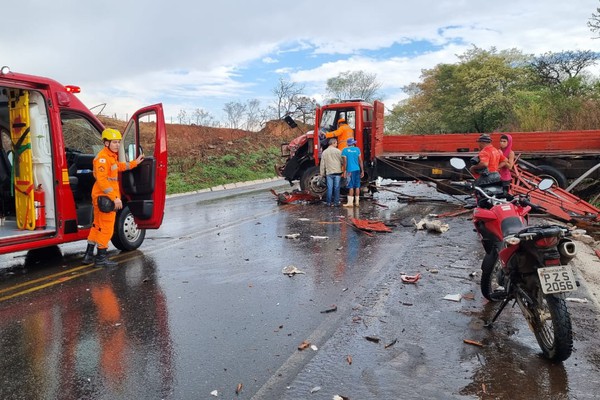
top-left (536, 165), bottom-right (567, 188)
top-left (111, 206), bottom-right (146, 251)
top-left (300, 166), bottom-right (327, 197)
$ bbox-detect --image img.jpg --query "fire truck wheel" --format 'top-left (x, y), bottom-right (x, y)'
top-left (111, 206), bottom-right (146, 251)
top-left (536, 165), bottom-right (567, 188)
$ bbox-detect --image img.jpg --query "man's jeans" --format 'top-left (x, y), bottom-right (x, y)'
top-left (326, 174), bottom-right (341, 205)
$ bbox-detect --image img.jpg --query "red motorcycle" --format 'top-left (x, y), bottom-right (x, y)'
top-left (451, 158), bottom-right (580, 361)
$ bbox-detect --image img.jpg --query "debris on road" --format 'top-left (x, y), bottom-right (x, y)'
top-left (566, 297), bottom-right (589, 304)
top-left (285, 233), bottom-right (301, 239)
top-left (270, 189), bottom-right (321, 205)
top-left (443, 294), bottom-right (462, 302)
top-left (310, 386), bottom-right (321, 394)
top-left (235, 383), bottom-right (243, 395)
top-left (320, 305), bottom-right (338, 313)
top-left (333, 395), bottom-right (350, 400)
top-left (463, 339), bottom-right (484, 347)
top-left (413, 218), bottom-right (449, 233)
top-left (298, 340), bottom-right (311, 351)
top-left (400, 273), bottom-right (422, 284)
top-left (210, 390), bottom-right (218, 397)
top-left (365, 336), bottom-right (380, 344)
top-left (462, 292), bottom-right (475, 301)
top-left (350, 218), bottom-right (392, 233)
top-left (310, 344), bottom-right (318, 351)
top-left (595, 249), bottom-right (600, 260)
top-left (282, 265), bottom-right (305, 276)
top-left (384, 338), bottom-right (398, 348)
top-left (346, 355), bottom-right (352, 365)
top-left (310, 235), bottom-right (329, 240)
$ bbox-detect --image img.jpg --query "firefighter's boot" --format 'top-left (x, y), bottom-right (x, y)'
top-left (354, 196), bottom-right (360, 206)
top-left (343, 196), bottom-right (354, 207)
top-left (82, 243), bottom-right (95, 264)
top-left (95, 248), bottom-right (118, 267)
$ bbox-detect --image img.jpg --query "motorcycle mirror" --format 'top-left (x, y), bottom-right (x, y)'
top-left (450, 158), bottom-right (466, 170)
top-left (538, 178), bottom-right (554, 191)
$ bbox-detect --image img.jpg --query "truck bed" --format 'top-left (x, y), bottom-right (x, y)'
top-left (381, 130), bottom-right (600, 154)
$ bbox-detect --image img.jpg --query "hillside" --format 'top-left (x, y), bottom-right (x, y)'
top-left (98, 116), bottom-right (312, 192)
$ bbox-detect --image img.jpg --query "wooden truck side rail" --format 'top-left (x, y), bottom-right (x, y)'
top-left (381, 130), bottom-right (600, 154)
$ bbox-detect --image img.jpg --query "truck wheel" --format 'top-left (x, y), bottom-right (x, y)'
top-left (300, 166), bottom-right (327, 197)
top-left (111, 206), bottom-right (146, 251)
top-left (537, 165), bottom-right (567, 188)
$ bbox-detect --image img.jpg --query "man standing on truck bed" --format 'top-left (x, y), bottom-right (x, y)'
top-left (324, 117), bottom-right (354, 150)
top-left (82, 128), bottom-right (144, 267)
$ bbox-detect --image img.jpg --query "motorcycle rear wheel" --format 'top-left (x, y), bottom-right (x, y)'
top-left (481, 252), bottom-right (506, 301)
top-left (519, 292), bottom-right (573, 361)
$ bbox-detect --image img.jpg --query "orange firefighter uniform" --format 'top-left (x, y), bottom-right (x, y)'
top-left (325, 118), bottom-right (354, 150)
top-left (87, 146), bottom-right (139, 249)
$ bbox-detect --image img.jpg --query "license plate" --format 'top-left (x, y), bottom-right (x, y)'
top-left (537, 265), bottom-right (577, 294)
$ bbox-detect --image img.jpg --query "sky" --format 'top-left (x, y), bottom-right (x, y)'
top-left (2, 0), bottom-right (599, 124)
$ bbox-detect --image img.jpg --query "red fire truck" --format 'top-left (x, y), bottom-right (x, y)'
top-left (0, 67), bottom-right (167, 254)
top-left (278, 100), bottom-right (600, 195)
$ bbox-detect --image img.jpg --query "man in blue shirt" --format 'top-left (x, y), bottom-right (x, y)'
top-left (341, 137), bottom-right (363, 207)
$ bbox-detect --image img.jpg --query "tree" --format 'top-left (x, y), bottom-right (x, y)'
top-left (589, 3), bottom-right (600, 37)
top-left (223, 101), bottom-right (247, 129)
top-left (272, 78), bottom-right (305, 119)
top-left (245, 99), bottom-right (262, 131)
top-left (191, 108), bottom-right (218, 127)
top-left (177, 109), bottom-right (188, 125)
top-left (386, 47), bottom-right (532, 133)
top-left (529, 50), bottom-right (600, 86)
top-left (325, 71), bottom-right (382, 103)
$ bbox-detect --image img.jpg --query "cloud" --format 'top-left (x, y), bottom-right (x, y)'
top-left (2, 0), bottom-right (597, 121)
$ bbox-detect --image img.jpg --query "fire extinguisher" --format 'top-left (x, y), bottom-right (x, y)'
top-left (34, 184), bottom-right (46, 230)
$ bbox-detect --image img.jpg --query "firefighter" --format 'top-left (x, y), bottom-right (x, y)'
top-left (324, 117), bottom-right (354, 150)
top-left (82, 128), bottom-right (144, 266)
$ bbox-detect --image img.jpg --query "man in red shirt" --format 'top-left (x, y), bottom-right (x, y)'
top-left (469, 134), bottom-right (507, 177)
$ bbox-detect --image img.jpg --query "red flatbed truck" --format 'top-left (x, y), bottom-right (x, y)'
top-left (0, 67), bottom-right (167, 255)
top-left (278, 100), bottom-right (600, 195)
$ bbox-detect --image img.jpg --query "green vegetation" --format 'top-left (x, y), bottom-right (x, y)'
top-left (385, 47), bottom-right (600, 134)
top-left (166, 142), bottom-right (281, 194)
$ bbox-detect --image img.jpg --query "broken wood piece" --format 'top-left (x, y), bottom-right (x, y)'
top-left (320, 305), bottom-right (338, 313)
top-left (463, 339), bottom-right (484, 347)
top-left (384, 339), bottom-right (398, 349)
top-left (298, 340), bottom-right (311, 351)
top-left (400, 273), bottom-right (422, 284)
top-left (346, 355), bottom-right (352, 365)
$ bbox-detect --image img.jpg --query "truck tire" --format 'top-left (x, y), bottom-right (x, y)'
top-left (300, 166), bottom-right (327, 197)
top-left (111, 206), bottom-right (146, 251)
top-left (537, 165), bottom-right (568, 188)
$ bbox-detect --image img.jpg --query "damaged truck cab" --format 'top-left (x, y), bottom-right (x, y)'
top-left (0, 67), bottom-right (167, 254)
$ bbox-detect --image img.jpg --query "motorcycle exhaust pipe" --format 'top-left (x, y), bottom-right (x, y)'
top-left (558, 239), bottom-right (577, 264)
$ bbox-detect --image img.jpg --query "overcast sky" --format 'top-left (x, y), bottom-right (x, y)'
top-left (2, 0), bottom-right (599, 123)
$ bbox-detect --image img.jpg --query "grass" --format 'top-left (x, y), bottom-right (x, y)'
top-left (166, 145), bottom-right (282, 194)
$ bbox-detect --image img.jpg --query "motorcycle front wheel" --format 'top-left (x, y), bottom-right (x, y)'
top-left (480, 252), bottom-right (506, 301)
top-left (519, 292), bottom-right (573, 362)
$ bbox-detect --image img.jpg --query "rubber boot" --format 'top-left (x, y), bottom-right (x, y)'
top-left (343, 196), bottom-right (354, 207)
top-left (354, 196), bottom-right (360, 207)
top-left (95, 248), bottom-right (118, 267)
top-left (82, 243), bottom-right (95, 264)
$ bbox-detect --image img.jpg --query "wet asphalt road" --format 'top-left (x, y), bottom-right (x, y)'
top-left (0, 181), bottom-right (599, 400)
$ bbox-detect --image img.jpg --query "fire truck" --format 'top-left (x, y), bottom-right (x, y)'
top-left (278, 100), bottom-right (600, 196)
top-left (0, 67), bottom-right (167, 254)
